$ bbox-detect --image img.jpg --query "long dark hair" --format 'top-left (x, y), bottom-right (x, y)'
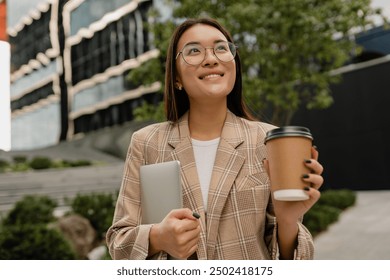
top-left (164, 17), bottom-right (255, 122)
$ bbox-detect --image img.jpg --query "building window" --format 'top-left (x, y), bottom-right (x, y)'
top-left (69, 5), bottom-right (152, 85)
top-left (10, 7), bottom-right (52, 71)
top-left (11, 82), bottom-right (54, 111)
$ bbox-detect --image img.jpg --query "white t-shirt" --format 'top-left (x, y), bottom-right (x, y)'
top-left (191, 137), bottom-right (220, 211)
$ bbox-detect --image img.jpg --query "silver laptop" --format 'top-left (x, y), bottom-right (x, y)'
top-left (140, 160), bottom-right (182, 224)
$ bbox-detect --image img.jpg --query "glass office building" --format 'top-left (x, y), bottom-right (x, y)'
top-left (8, 0), bottom-right (158, 150)
top-left (9, 0), bottom-right (63, 150)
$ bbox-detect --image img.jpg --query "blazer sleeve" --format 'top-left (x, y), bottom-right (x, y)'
top-left (265, 200), bottom-right (314, 260)
top-left (105, 127), bottom-right (167, 260)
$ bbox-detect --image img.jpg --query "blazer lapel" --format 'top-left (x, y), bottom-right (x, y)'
top-left (167, 113), bottom-right (208, 259)
top-left (206, 111), bottom-right (246, 259)
top-left (166, 111), bottom-right (246, 259)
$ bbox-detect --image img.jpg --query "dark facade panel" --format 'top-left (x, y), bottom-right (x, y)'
top-left (11, 82), bottom-right (54, 111)
top-left (9, 6), bottom-right (52, 71)
top-left (356, 26), bottom-right (390, 56)
top-left (292, 59), bottom-right (390, 190)
top-left (70, 4), bottom-right (151, 85)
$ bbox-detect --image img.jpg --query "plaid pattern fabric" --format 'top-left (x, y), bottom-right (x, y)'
top-left (106, 111), bottom-right (314, 260)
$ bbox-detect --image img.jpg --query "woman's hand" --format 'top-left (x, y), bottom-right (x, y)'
top-left (264, 146), bottom-right (324, 223)
top-left (149, 208), bottom-right (201, 259)
top-left (264, 146), bottom-right (324, 259)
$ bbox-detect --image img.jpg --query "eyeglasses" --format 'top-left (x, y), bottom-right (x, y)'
top-left (175, 41), bottom-right (237, 66)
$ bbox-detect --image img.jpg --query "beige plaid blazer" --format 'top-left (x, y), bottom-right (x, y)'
top-left (106, 111), bottom-right (314, 260)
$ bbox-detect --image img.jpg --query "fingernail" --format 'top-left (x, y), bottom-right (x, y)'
top-left (305, 159), bottom-right (312, 164)
top-left (313, 145), bottom-right (318, 151)
top-left (302, 174), bottom-right (310, 179)
top-left (192, 212), bottom-right (200, 219)
top-left (304, 186), bottom-right (311, 191)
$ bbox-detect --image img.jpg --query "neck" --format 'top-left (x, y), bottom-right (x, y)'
top-left (188, 104), bottom-right (227, 141)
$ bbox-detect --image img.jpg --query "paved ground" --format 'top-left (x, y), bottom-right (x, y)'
top-left (314, 190), bottom-right (390, 260)
top-left (1, 141), bottom-right (389, 260)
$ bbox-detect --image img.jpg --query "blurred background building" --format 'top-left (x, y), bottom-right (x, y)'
top-left (8, 0), bottom-right (162, 150)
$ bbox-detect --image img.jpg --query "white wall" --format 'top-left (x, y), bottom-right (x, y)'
top-left (0, 40), bottom-right (11, 151)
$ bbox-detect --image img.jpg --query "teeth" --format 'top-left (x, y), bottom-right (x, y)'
top-left (202, 74), bottom-right (221, 79)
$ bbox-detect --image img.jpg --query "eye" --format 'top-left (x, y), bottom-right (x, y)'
top-left (183, 44), bottom-right (203, 56)
top-left (214, 42), bottom-right (229, 52)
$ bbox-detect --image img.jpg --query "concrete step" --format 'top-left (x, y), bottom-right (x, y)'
top-left (0, 163), bottom-right (124, 216)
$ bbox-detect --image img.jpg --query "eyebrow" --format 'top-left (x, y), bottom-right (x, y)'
top-left (182, 39), bottom-right (227, 47)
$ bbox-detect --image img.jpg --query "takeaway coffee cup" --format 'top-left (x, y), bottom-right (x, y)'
top-left (264, 126), bottom-right (313, 201)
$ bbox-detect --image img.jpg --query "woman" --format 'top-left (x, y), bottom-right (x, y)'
top-left (106, 17), bottom-right (323, 260)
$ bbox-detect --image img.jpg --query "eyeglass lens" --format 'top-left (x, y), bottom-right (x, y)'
top-left (181, 42), bottom-right (236, 65)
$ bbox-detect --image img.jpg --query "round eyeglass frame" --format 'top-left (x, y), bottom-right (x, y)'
top-left (175, 42), bottom-right (238, 66)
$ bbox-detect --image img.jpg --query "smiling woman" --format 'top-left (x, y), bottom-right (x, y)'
top-left (106, 17), bottom-right (324, 261)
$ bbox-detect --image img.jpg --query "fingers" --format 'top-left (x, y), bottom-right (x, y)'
top-left (163, 208), bottom-right (199, 235)
top-left (303, 155), bottom-right (324, 189)
top-left (302, 173), bottom-right (324, 189)
top-left (304, 185), bottom-right (321, 203)
top-left (157, 208), bottom-right (201, 259)
top-left (169, 208), bottom-right (199, 221)
top-left (305, 157), bottom-right (324, 175)
top-left (311, 146), bottom-right (319, 160)
top-left (303, 146), bottom-right (323, 203)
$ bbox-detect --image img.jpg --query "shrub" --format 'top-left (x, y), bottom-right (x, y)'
top-left (0, 159), bottom-right (9, 172)
top-left (29, 156), bottom-right (52, 170)
top-left (69, 159), bottom-right (92, 167)
top-left (12, 155), bottom-right (27, 164)
top-left (0, 224), bottom-right (76, 260)
top-left (303, 189), bottom-right (356, 236)
top-left (60, 159), bottom-right (72, 168)
top-left (11, 163), bottom-right (30, 172)
top-left (303, 204), bottom-right (341, 236)
top-left (0, 195), bottom-right (76, 259)
top-left (2, 156), bottom-right (94, 173)
top-left (317, 189), bottom-right (356, 210)
top-left (2, 195), bottom-right (57, 226)
top-left (68, 192), bottom-right (117, 240)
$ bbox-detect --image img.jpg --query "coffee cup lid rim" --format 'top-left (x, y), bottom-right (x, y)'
top-left (264, 126), bottom-right (313, 143)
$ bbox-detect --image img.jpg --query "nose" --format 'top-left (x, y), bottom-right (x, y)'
top-left (202, 47), bottom-right (218, 66)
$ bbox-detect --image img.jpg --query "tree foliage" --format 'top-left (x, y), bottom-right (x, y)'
top-left (130, 0), bottom-right (387, 125)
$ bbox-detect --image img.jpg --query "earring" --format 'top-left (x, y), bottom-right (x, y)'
top-left (175, 83), bottom-right (183, 91)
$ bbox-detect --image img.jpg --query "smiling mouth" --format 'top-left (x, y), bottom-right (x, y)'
top-left (199, 73), bottom-right (224, 80)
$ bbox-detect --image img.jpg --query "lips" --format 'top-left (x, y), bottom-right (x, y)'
top-left (199, 73), bottom-right (224, 80)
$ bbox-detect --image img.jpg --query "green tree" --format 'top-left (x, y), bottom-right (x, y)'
top-left (130, 0), bottom-right (387, 125)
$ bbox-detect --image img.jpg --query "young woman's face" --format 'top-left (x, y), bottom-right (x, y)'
top-left (175, 24), bottom-right (236, 105)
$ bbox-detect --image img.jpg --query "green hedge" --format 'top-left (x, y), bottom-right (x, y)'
top-left (0, 195), bottom-right (76, 259)
top-left (67, 192), bottom-right (117, 241)
top-left (0, 155), bottom-right (93, 172)
top-left (2, 195), bottom-right (57, 226)
top-left (29, 157), bottom-right (53, 170)
top-left (303, 189), bottom-right (356, 236)
top-left (0, 224), bottom-right (76, 260)
top-left (317, 189), bottom-right (356, 210)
